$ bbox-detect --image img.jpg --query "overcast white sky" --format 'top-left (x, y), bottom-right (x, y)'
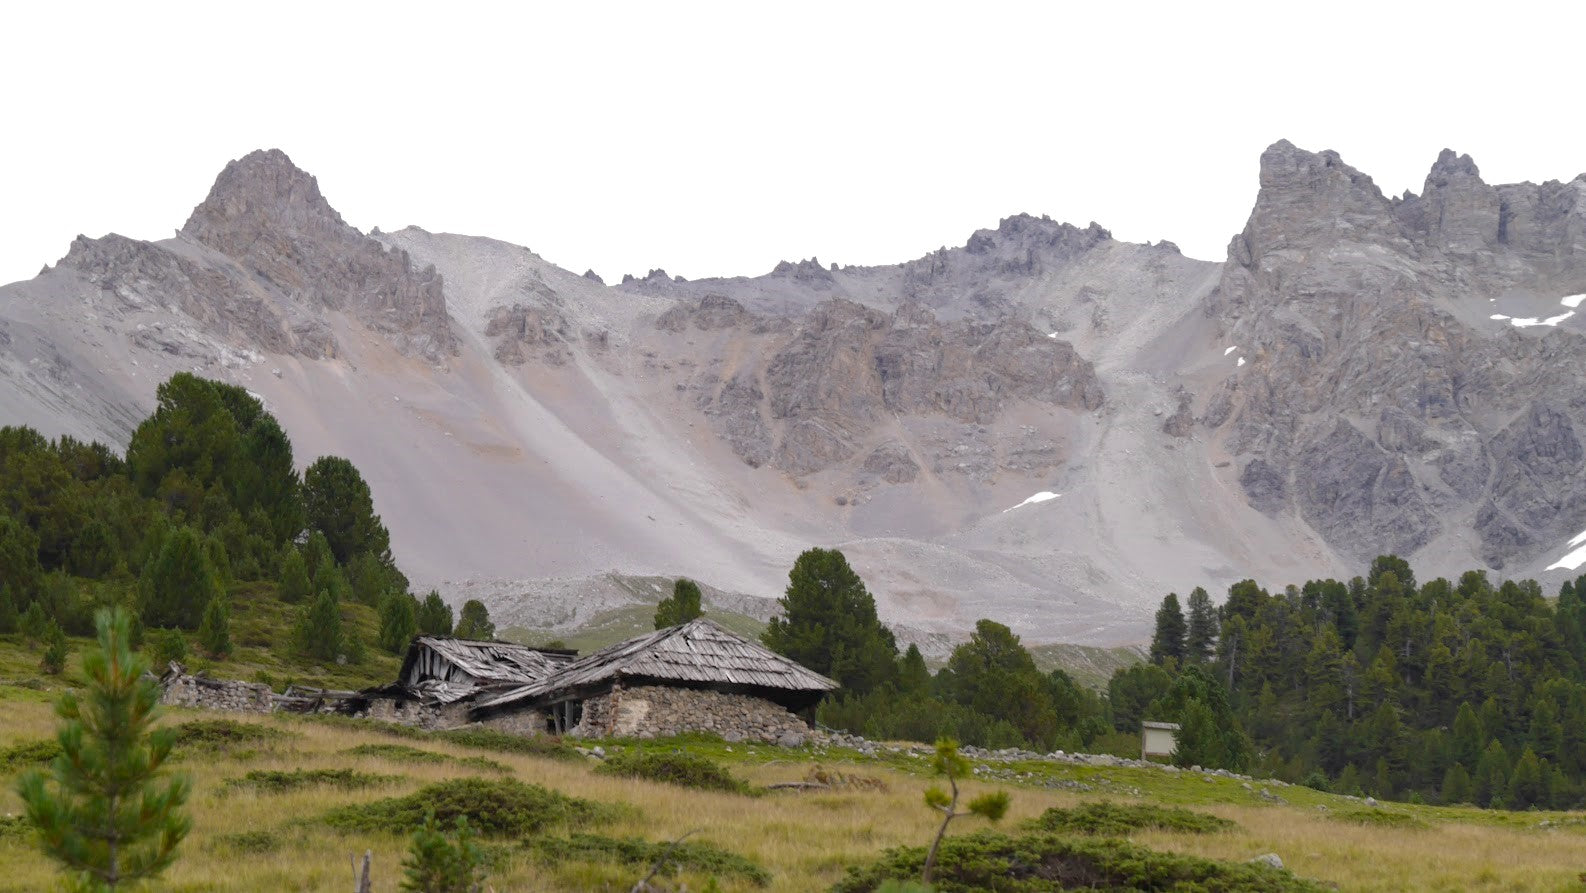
top-left (1, 1), bottom-right (1582, 287)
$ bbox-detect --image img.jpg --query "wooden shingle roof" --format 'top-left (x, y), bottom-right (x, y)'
top-left (400, 636), bottom-right (575, 688)
top-left (472, 618), bottom-right (837, 712)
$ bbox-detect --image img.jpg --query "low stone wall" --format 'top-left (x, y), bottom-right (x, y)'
top-left (476, 708), bottom-right (550, 736)
top-left (361, 698), bottom-right (468, 730)
top-left (572, 684), bottom-right (809, 745)
top-left (159, 672), bottom-right (276, 714)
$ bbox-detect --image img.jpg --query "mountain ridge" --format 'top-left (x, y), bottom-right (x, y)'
top-left (3, 142), bottom-right (1584, 645)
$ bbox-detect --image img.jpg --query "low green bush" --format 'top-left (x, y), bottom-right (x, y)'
top-left (210, 830), bottom-right (282, 854)
top-left (526, 832), bottom-right (770, 886)
top-left (322, 777), bottom-right (612, 837)
top-left (594, 749), bottom-right (751, 794)
top-left (0, 738), bottom-right (60, 772)
top-left (834, 830), bottom-right (1327, 892)
top-left (0, 814), bottom-right (29, 842)
top-left (1026, 801), bottom-right (1236, 836)
top-left (170, 718), bottom-right (291, 752)
top-left (222, 768), bottom-right (398, 794)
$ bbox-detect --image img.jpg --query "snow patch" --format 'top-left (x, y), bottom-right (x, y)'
top-left (1047, 332), bottom-right (1059, 339)
top-left (1223, 346), bottom-right (1237, 356)
top-left (1003, 491), bottom-right (1060, 512)
top-left (1563, 294), bottom-right (1586, 309)
top-left (1237, 357), bottom-right (1246, 367)
top-left (1544, 528), bottom-right (1586, 571)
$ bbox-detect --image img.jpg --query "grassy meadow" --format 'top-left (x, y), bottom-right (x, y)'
top-left (4, 665), bottom-right (1586, 891)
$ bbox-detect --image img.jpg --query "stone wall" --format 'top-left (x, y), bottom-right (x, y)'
top-left (476, 708), bottom-right (550, 736)
top-left (360, 698), bottom-right (468, 730)
top-left (159, 672), bottom-right (276, 714)
top-left (570, 684), bottom-right (810, 745)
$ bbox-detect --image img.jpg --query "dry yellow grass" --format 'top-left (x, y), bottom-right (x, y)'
top-left (3, 691), bottom-right (1586, 892)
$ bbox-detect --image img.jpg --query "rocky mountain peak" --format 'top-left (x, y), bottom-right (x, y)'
top-left (182, 148), bottom-right (344, 242)
top-left (178, 149), bottom-right (456, 363)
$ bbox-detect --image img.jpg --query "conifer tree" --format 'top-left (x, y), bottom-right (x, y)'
top-left (40, 620), bottom-right (69, 675)
top-left (1149, 593), bottom-right (1187, 667)
top-left (197, 597), bottom-right (231, 659)
top-left (763, 547), bottom-right (897, 695)
top-left (1441, 762), bottom-right (1473, 804)
top-left (654, 578), bottom-right (704, 629)
top-left (22, 601), bottom-right (50, 643)
top-left (455, 599), bottom-right (494, 641)
top-left (416, 590), bottom-right (453, 636)
top-left (920, 738), bottom-right (1010, 885)
top-left (1508, 746), bottom-right (1547, 809)
top-left (296, 589), bottom-right (347, 662)
top-left (278, 548), bottom-right (311, 604)
top-left (380, 592), bottom-right (419, 654)
top-left (1184, 587), bottom-right (1218, 663)
top-left (16, 606), bottom-right (190, 889)
top-left (401, 811), bottom-right (486, 893)
top-left (149, 629), bottom-right (188, 669)
top-left (898, 643), bottom-right (931, 694)
top-left (139, 526), bottom-right (217, 629)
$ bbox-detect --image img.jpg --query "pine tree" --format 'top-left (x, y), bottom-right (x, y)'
top-left (898, 643), bottom-right (931, 694)
top-left (40, 620), bottom-right (69, 675)
top-left (139, 526), bottom-right (218, 629)
top-left (1475, 739), bottom-right (1511, 808)
top-left (16, 606), bottom-right (191, 889)
top-left (197, 597), bottom-right (231, 659)
top-left (920, 738), bottom-right (1010, 885)
top-left (654, 578), bottom-right (704, 629)
top-left (401, 811), bottom-right (486, 893)
top-left (302, 456), bottom-right (393, 565)
top-left (296, 589), bottom-right (347, 662)
top-left (22, 601), bottom-right (50, 643)
top-left (278, 548), bottom-right (311, 604)
top-left (455, 600), bottom-right (494, 641)
top-left (762, 547), bottom-right (898, 696)
top-left (1149, 593), bottom-right (1187, 667)
top-left (380, 592), bottom-right (419, 654)
top-left (149, 629), bottom-right (188, 669)
top-left (1171, 699), bottom-right (1222, 769)
top-left (1184, 587), bottom-right (1218, 663)
top-left (416, 590), bottom-right (453, 636)
top-left (1441, 762), bottom-right (1473, 804)
top-left (1508, 746), bottom-right (1546, 809)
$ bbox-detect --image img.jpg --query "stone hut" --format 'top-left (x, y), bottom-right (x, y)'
top-left (334, 636), bottom-right (576, 729)
top-left (469, 618), bottom-right (838, 742)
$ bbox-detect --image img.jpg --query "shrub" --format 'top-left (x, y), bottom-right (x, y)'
top-left (222, 768), bottom-right (397, 794)
top-left (594, 749), bottom-right (751, 794)
top-left (1, 738), bottom-right (61, 772)
top-left (1026, 802), bottom-right (1236, 836)
top-left (834, 830), bottom-right (1328, 893)
top-left (0, 814), bottom-right (28, 841)
top-left (170, 718), bottom-right (289, 752)
top-left (322, 777), bottom-right (611, 837)
top-left (526, 833), bottom-right (770, 887)
top-left (210, 830), bottom-right (282, 854)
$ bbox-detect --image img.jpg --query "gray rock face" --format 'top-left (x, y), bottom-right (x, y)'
top-left (862, 442), bottom-right (920, 484)
top-left (58, 233), bottom-right (304, 356)
top-left (182, 149), bottom-right (457, 363)
top-left (1205, 139), bottom-right (1586, 566)
top-left (485, 303), bottom-right (570, 366)
top-left (685, 296), bottom-right (1102, 475)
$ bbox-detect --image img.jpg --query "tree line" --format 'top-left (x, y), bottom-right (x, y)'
top-left (0, 373), bottom-right (497, 673)
top-left (1144, 555), bottom-right (1586, 807)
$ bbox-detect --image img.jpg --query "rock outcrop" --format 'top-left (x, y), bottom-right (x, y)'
top-left (1205, 140), bottom-right (1586, 566)
top-left (682, 296), bottom-right (1103, 475)
top-left (182, 149), bottom-right (457, 363)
